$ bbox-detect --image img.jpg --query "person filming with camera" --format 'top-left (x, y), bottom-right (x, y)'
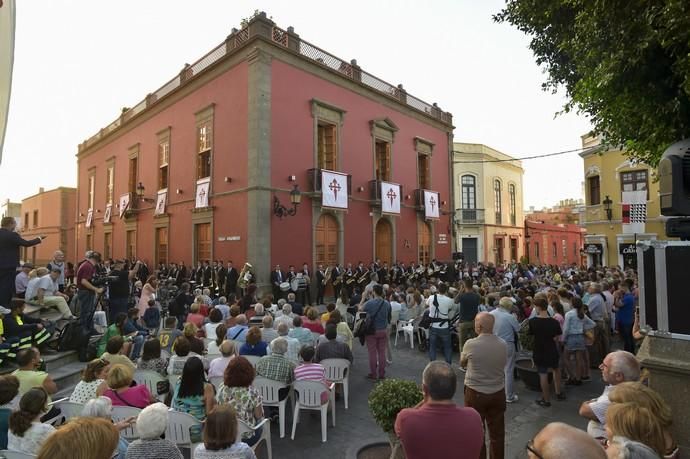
top-left (76, 251), bottom-right (104, 335)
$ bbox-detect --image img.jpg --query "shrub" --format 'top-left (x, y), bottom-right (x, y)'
top-left (368, 379), bottom-right (423, 433)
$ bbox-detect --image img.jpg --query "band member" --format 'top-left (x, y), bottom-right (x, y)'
top-left (216, 260), bottom-right (227, 295)
top-left (379, 261), bottom-right (390, 284)
top-left (271, 264), bottom-right (286, 300)
top-left (315, 264), bottom-right (326, 305)
top-left (225, 261), bottom-right (239, 297)
top-left (211, 260), bottom-right (218, 291)
top-left (193, 261), bottom-right (203, 285)
top-left (176, 261), bottom-right (188, 286)
top-left (202, 260), bottom-right (212, 288)
top-left (331, 263), bottom-right (343, 299)
top-left (301, 262), bottom-right (312, 306)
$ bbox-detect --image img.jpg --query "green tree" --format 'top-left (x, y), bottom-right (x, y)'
top-left (495, 0), bottom-right (690, 165)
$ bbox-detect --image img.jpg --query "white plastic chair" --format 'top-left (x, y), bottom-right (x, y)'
top-left (166, 410), bottom-right (202, 452)
top-left (0, 450), bottom-right (36, 458)
top-left (168, 374), bottom-right (180, 390)
top-left (205, 352), bottom-right (221, 362)
top-left (111, 406), bottom-right (142, 440)
top-left (291, 380), bottom-right (335, 442)
top-left (320, 358), bottom-right (350, 409)
top-left (311, 332), bottom-right (321, 345)
top-left (395, 319), bottom-right (415, 348)
top-left (133, 370), bottom-right (168, 402)
top-left (49, 400), bottom-right (84, 426)
top-left (242, 355), bottom-right (261, 367)
top-left (208, 376), bottom-right (224, 390)
top-left (237, 418), bottom-right (272, 459)
top-left (253, 376), bottom-right (290, 438)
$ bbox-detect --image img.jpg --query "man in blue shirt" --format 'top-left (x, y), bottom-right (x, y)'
top-left (226, 314), bottom-right (249, 343)
top-left (614, 284), bottom-right (635, 353)
top-left (361, 284), bottom-right (391, 380)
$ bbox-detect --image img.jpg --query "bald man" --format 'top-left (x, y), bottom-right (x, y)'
top-left (461, 312), bottom-right (507, 459)
top-left (528, 422), bottom-right (606, 459)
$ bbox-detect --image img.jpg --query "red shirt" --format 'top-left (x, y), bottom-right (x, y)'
top-left (76, 261), bottom-right (96, 290)
top-left (303, 320), bottom-right (325, 334)
top-left (395, 403), bottom-right (483, 459)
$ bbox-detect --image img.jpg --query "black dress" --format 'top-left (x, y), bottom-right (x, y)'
top-left (528, 316), bottom-right (561, 369)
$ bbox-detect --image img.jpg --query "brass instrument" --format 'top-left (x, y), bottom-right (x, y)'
top-left (357, 268), bottom-right (370, 285)
top-left (238, 262), bottom-right (253, 289)
top-left (333, 273), bottom-right (344, 286)
top-left (322, 266), bottom-right (331, 286)
top-left (346, 272), bottom-right (356, 285)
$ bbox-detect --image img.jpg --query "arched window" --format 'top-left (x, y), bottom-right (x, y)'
top-left (509, 184), bottom-right (516, 226)
top-left (494, 180), bottom-right (502, 225)
top-left (461, 175), bottom-right (476, 209)
top-left (315, 214), bottom-right (339, 267)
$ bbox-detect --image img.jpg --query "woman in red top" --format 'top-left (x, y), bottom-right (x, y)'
top-left (102, 364), bottom-right (155, 409)
top-left (302, 307), bottom-right (325, 334)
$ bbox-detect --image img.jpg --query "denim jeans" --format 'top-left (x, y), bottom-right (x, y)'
top-left (429, 327), bottom-right (452, 364)
top-left (130, 334), bottom-right (145, 360)
top-left (77, 289), bottom-right (97, 334)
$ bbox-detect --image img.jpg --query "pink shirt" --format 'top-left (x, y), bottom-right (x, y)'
top-left (137, 284), bottom-right (156, 317)
top-left (104, 385), bottom-right (151, 409)
top-left (294, 363), bottom-right (328, 403)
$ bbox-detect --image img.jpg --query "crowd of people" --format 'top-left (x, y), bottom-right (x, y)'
top-left (0, 215), bottom-right (678, 458)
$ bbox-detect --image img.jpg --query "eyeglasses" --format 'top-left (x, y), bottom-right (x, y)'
top-left (526, 439), bottom-right (544, 459)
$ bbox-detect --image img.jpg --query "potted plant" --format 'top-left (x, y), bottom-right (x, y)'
top-left (367, 379), bottom-right (423, 459)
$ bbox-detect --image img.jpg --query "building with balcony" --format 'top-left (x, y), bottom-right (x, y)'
top-left (579, 134), bottom-right (673, 268)
top-left (525, 198), bottom-right (584, 226)
top-left (524, 220), bottom-right (585, 266)
top-left (452, 143), bottom-right (524, 265)
top-left (76, 12), bottom-right (454, 288)
top-left (19, 187), bottom-right (76, 266)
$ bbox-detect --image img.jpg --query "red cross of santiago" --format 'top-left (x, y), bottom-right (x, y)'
top-left (387, 187), bottom-right (397, 207)
top-left (329, 178), bottom-right (342, 201)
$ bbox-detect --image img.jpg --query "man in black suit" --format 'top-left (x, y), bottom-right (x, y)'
top-left (0, 217), bottom-right (44, 307)
top-left (315, 264), bottom-right (326, 305)
top-left (216, 260), bottom-right (227, 296)
top-left (271, 264), bottom-right (286, 300)
top-left (301, 262), bottom-right (312, 306)
top-left (176, 261), bottom-right (188, 286)
top-left (202, 260), bottom-right (212, 287)
top-left (331, 263), bottom-right (343, 300)
top-left (225, 261), bottom-right (239, 298)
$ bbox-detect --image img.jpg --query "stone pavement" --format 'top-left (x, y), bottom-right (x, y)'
top-left (256, 333), bottom-right (605, 459)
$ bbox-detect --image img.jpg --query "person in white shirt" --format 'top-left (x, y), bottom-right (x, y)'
top-left (208, 340), bottom-right (238, 378)
top-left (490, 297), bottom-right (521, 403)
top-left (272, 323), bottom-right (300, 364)
top-left (427, 283), bottom-right (455, 364)
top-left (274, 303), bottom-right (294, 330)
top-left (24, 267), bottom-right (74, 320)
top-left (261, 316), bottom-right (279, 343)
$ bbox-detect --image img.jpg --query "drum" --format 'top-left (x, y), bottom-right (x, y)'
top-left (279, 282), bottom-right (291, 292)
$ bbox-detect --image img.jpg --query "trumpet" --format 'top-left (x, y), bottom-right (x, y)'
top-left (322, 266), bottom-right (331, 286)
top-left (238, 262), bottom-right (253, 289)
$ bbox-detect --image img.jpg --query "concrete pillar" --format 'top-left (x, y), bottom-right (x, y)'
top-left (246, 46), bottom-right (272, 293)
top-left (636, 335), bottom-right (690, 456)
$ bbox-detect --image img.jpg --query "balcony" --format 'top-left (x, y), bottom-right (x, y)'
top-left (307, 168), bottom-right (352, 196)
top-left (368, 180), bottom-right (403, 203)
top-left (456, 208), bottom-right (485, 224)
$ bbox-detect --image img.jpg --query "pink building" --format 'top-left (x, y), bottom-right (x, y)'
top-left (76, 12), bottom-right (454, 289)
top-left (524, 220), bottom-right (586, 266)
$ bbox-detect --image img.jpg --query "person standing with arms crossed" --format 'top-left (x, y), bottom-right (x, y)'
top-left (0, 217), bottom-right (45, 308)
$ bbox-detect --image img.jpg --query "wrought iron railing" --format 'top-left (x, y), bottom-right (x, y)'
top-left (456, 208), bottom-right (485, 224)
top-left (80, 13), bottom-right (451, 152)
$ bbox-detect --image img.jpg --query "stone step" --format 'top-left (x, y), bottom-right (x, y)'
top-left (43, 350), bottom-right (80, 372)
top-left (50, 361), bottom-right (85, 394)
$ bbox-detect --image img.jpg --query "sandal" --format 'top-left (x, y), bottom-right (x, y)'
top-left (535, 399), bottom-right (551, 407)
top-left (556, 392), bottom-right (566, 401)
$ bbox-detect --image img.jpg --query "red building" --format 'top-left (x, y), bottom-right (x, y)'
top-left (75, 12), bottom-right (454, 289)
top-left (524, 220), bottom-right (586, 266)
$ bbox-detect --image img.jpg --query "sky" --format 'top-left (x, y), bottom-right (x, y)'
top-left (0, 0), bottom-right (591, 210)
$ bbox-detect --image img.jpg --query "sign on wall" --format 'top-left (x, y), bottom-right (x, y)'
top-left (85, 209), bottom-right (93, 228)
top-left (584, 243), bottom-right (603, 254)
top-left (196, 178), bottom-right (210, 208)
top-left (380, 181), bottom-right (401, 214)
top-left (424, 190), bottom-right (440, 220)
top-left (118, 193), bottom-right (130, 218)
top-left (321, 170), bottom-right (348, 209)
top-left (103, 204), bottom-right (112, 224)
top-left (155, 191), bottom-right (167, 215)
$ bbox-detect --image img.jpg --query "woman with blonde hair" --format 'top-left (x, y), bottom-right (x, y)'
top-left (183, 321), bottom-right (205, 354)
top-left (103, 363), bottom-right (154, 409)
top-left (605, 402), bottom-right (666, 457)
top-left (37, 417), bottom-right (119, 459)
top-left (609, 382), bottom-right (678, 458)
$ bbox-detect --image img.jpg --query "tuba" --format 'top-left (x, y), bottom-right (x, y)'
top-left (238, 262), bottom-right (253, 289)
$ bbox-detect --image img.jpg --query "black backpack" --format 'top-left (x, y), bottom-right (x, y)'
top-left (57, 322), bottom-right (90, 360)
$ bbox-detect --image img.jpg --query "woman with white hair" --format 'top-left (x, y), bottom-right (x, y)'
top-left (606, 436), bottom-right (662, 459)
top-left (82, 396), bottom-right (134, 459)
top-left (125, 402), bottom-right (183, 459)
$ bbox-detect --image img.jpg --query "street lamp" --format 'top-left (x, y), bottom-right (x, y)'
top-left (273, 184), bottom-right (302, 218)
top-left (603, 195), bottom-right (613, 221)
top-left (135, 182), bottom-right (156, 203)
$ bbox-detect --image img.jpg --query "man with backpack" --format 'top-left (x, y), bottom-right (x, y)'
top-left (428, 283), bottom-right (454, 364)
top-left (361, 284), bottom-right (391, 381)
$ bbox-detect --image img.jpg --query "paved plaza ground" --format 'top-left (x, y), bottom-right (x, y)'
top-left (256, 332), bottom-right (605, 459)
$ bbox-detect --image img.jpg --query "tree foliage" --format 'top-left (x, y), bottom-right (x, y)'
top-left (495, 0), bottom-right (690, 165)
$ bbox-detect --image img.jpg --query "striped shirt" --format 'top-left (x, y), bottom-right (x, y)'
top-left (293, 363), bottom-right (327, 385)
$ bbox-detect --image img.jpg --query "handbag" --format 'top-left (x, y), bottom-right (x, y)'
top-left (584, 328), bottom-right (595, 346)
top-left (354, 300), bottom-right (384, 342)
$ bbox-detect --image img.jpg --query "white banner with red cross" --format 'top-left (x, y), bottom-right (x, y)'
top-left (321, 170), bottom-right (348, 209)
top-left (381, 181), bottom-right (401, 214)
top-left (424, 190), bottom-right (440, 220)
top-left (195, 178), bottom-right (210, 209)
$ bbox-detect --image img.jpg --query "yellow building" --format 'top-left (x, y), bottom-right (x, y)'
top-left (452, 143), bottom-right (524, 265)
top-left (580, 134), bottom-right (674, 268)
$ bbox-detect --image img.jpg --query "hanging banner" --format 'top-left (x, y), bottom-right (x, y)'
top-left (155, 190), bottom-right (167, 215)
top-left (424, 190), bottom-right (440, 220)
top-left (622, 190), bottom-right (646, 234)
top-left (380, 181), bottom-right (401, 214)
top-left (196, 178), bottom-right (210, 208)
top-left (103, 204), bottom-right (112, 224)
top-left (85, 209), bottom-right (93, 228)
top-left (118, 193), bottom-right (130, 218)
top-left (321, 170), bottom-right (348, 209)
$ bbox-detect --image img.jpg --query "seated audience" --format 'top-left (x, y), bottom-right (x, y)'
top-left (273, 303), bottom-right (294, 330)
top-left (0, 374), bottom-right (20, 411)
top-left (227, 314), bottom-right (250, 343)
top-left (70, 358), bottom-right (109, 404)
top-left (215, 357), bottom-right (264, 447)
top-left (302, 307), bottom-right (324, 334)
top-left (97, 313), bottom-right (133, 357)
top-left (171, 357), bottom-right (215, 442)
top-left (11, 348), bottom-right (57, 408)
top-left (320, 303), bottom-right (336, 325)
top-left (167, 336), bottom-right (208, 375)
top-left (125, 402), bottom-right (183, 459)
top-left (37, 417), bottom-right (119, 459)
top-left (395, 362), bottom-right (483, 459)
top-left (288, 316), bottom-right (314, 347)
top-left (24, 267), bottom-right (75, 321)
top-left (208, 340), bottom-right (238, 379)
top-left (256, 338), bottom-right (295, 420)
top-left (82, 396), bottom-right (134, 459)
top-left (8, 387), bottom-right (55, 455)
top-left (248, 303), bottom-right (265, 327)
top-left (101, 336), bottom-right (137, 371)
top-left (157, 316), bottom-right (182, 355)
top-left (186, 303), bottom-right (205, 330)
top-left (183, 322), bottom-right (205, 355)
top-left (239, 326), bottom-right (269, 357)
top-left (207, 323), bottom-right (227, 356)
top-left (605, 436), bottom-right (661, 459)
top-left (123, 308), bottom-right (148, 360)
top-left (326, 310), bottom-right (353, 349)
top-left (215, 297), bottom-right (231, 322)
top-left (3, 299), bottom-right (51, 350)
top-left (194, 405), bottom-right (257, 459)
top-left (226, 305), bottom-right (241, 328)
top-left (527, 422), bottom-right (606, 459)
top-left (261, 316), bottom-right (278, 343)
top-left (204, 308), bottom-right (224, 338)
top-left (137, 337), bottom-right (168, 376)
top-left (274, 323), bottom-right (300, 364)
top-left (605, 403), bottom-right (666, 458)
top-left (315, 323), bottom-right (353, 363)
top-left (103, 364), bottom-right (154, 409)
top-left (294, 346), bottom-right (329, 404)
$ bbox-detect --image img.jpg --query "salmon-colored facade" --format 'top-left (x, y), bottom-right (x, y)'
top-left (524, 220), bottom-right (586, 266)
top-left (76, 13), bottom-right (454, 289)
top-left (19, 187), bottom-right (76, 266)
